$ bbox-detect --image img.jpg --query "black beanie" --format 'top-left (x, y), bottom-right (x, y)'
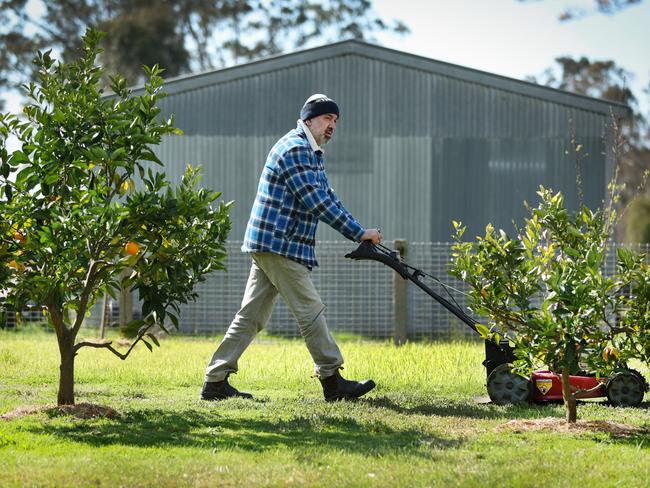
top-left (300, 94), bottom-right (339, 121)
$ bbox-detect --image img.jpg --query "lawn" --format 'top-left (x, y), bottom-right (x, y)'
top-left (0, 328), bottom-right (649, 487)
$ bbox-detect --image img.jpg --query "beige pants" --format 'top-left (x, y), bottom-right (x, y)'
top-left (204, 252), bottom-right (344, 382)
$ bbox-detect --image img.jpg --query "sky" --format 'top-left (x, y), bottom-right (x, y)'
top-left (3, 0), bottom-right (649, 116)
top-left (372, 0), bottom-right (650, 114)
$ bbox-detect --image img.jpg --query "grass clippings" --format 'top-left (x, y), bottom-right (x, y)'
top-left (496, 417), bottom-right (648, 437)
top-left (1, 403), bottom-right (119, 421)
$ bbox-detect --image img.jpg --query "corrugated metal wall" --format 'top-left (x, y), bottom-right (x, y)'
top-left (152, 50), bottom-right (609, 244)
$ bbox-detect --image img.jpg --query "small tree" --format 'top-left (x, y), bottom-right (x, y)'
top-left (450, 187), bottom-right (650, 423)
top-left (0, 29), bottom-right (232, 405)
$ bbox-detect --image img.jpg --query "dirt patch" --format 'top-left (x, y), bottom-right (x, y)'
top-left (496, 417), bottom-right (648, 437)
top-left (1, 403), bottom-right (119, 421)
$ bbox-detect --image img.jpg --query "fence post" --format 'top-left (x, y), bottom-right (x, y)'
top-left (393, 239), bottom-right (408, 345)
top-left (100, 293), bottom-right (109, 339)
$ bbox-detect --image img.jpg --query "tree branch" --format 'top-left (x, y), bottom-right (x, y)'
top-left (74, 340), bottom-right (129, 359)
top-left (71, 259), bottom-right (106, 335)
top-left (46, 298), bottom-right (66, 332)
top-left (572, 381), bottom-right (607, 396)
top-left (74, 318), bottom-right (157, 359)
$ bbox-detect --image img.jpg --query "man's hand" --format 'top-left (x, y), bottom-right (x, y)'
top-left (361, 228), bottom-right (382, 245)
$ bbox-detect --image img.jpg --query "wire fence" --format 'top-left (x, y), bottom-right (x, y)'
top-left (93, 240), bottom-right (650, 340)
top-left (4, 241), bottom-right (649, 340)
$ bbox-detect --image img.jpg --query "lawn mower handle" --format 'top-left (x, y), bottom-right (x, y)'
top-left (345, 241), bottom-right (516, 375)
top-left (345, 241), bottom-right (480, 333)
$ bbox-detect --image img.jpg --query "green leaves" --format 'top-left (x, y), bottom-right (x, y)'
top-left (450, 185), bottom-right (650, 385)
top-left (8, 151), bottom-right (29, 166)
top-left (0, 28), bottom-right (232, 362)
top-left (120, 164), bottom-right (232, 330)
top-left (616, 247), bottom-right (638, 270)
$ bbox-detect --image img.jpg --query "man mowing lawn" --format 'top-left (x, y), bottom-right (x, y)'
top-left (202, 94), bottom-right (382, 402)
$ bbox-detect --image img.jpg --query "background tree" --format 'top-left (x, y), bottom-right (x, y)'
top-left (450, 186), bottom-right (650, 423)
top-left (0, 0), bottom-right (408, 95)
top-left (527, 56), bottom-right (644, 141)
top-left (518, 0), bottom-right (643, 21)
top-left (0, 28), bottom-right (232, 405)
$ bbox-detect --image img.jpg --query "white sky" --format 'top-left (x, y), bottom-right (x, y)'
top-left (372, 0), bottom-right (650, 114)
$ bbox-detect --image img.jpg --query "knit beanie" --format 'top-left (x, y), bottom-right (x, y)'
top-left (300, 94), bottom-right (339, 121)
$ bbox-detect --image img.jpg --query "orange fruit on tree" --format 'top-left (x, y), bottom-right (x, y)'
top-left (124, 241), bottom-right (140, 256)
top-left (8, 259), bottom-right (25, 272)
top-left (602, 345), bottom-right (619, 361)
top-left (14, 232), bottom-right (25, 244)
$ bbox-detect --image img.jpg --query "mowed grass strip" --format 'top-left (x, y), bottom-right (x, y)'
top-left (0, 329), bottom-right (649, 488)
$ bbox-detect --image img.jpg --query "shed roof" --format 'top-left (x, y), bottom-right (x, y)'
top-left (145, 39), bottom-right (629, 116)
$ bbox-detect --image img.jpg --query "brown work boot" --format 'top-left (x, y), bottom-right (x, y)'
top-left (319, 370), bottom-right (376, 401)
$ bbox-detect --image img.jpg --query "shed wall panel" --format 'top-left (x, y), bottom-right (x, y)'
top-left (151, 53), bottom-right (611, 244)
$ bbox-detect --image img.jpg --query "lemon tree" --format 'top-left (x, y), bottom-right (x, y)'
top-left (0, 29), bottom-right (231, 405)
top-left (450, 187), bottom-right (650, 422)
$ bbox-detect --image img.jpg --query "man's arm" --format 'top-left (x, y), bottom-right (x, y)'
top-left (279, 147), bottom-right (380, 243)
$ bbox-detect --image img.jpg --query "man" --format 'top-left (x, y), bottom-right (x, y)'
top-left (201, 94), bottom-right (382, 402)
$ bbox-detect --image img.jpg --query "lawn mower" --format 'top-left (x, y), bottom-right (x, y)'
top-left (345, 241), bottom-right (648, 407)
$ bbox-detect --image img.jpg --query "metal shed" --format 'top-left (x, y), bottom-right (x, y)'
top-left (115, 41), bottom-right (630, 337)
top-left (145, 39), bottom-right (626, 243)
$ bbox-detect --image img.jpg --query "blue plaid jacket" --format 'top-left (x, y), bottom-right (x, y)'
top-left (242, 122), bottom-right (365, 267)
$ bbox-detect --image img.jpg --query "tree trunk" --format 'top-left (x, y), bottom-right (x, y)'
top-left (561, 368), bottom-right (577, 423)
top-left (57, 332), bottom-right (76, 405)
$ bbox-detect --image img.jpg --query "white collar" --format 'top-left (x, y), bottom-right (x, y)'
top-left (298, 119), bottom-right (323, 153)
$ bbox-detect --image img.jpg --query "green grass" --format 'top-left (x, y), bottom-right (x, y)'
top-left (1, 328), bottom-right (649, 487)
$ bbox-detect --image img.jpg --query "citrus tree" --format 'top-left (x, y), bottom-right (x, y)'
top-left (450, 187), bottom-right (649, 422)
top-left (0, 29), bottom-right (232, 405)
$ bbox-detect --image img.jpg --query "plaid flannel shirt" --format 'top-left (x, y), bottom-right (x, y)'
top-left (242, 121), bottom-right (365, 268)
